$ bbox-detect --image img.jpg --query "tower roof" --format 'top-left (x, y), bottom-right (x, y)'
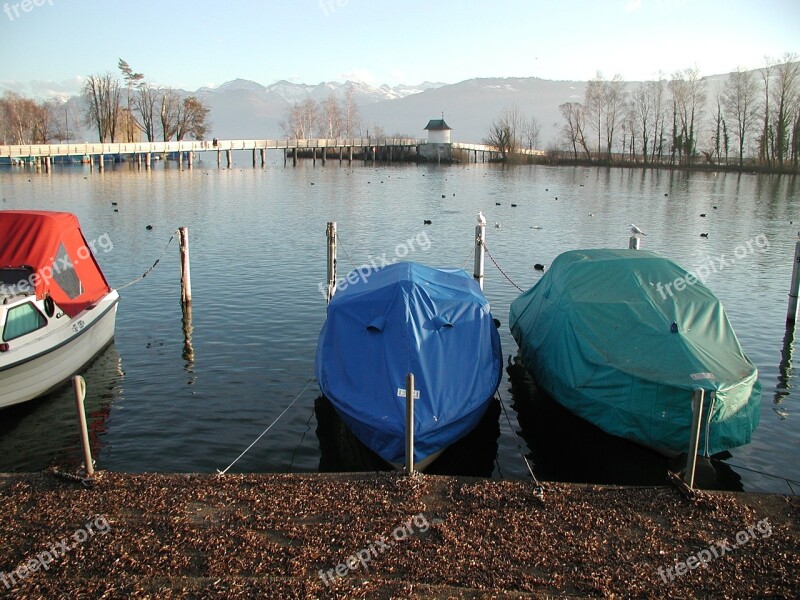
top-left (423, 119), bottom-right (452, 131)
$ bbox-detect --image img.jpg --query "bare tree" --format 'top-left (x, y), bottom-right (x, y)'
top-left (133, 83), bottom-right (159, 141)
top-left (521, 116), bottom-right (542, 151)
top-left (174, 96), bottom-right (210, 141)
top-left (83, 73), bottom-right (122, 142)
top-left (757, 57), bottom-right (777, 166)
top-left (321, 94), bottom-right (343, 138)
top-left (707, 88), bottom-right (728, 163)
top-left (722, 67), bottom-right (758, 166)
top-left (631, 83), bottom-right (653, 163)
top-left (281, 98), bottom-right (319, 139)
top-left (159, 88), bottom-right (181, 141)
top-left (0, 92), bottom-right (38, 144)
top-left (604, 74), bottom-right (626, 158)
top-left (585, 72), bottom-right (605, 156)
top-left (559, 102), bottom-right (590, 159)
top-left (771, 53), bottom-right (800, 167)
top-left (484, 118), bottom-right (513, 160)
top-left (483, 106), bottom-right (523, 160)
top-left (342, 84), bottom-right (360, 137)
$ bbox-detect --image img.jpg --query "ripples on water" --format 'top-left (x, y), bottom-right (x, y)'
top-left (0, 158), bottom-right (797, 493)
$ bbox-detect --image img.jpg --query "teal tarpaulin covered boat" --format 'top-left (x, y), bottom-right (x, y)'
top-left (509, 249), bottom-right (761, 455)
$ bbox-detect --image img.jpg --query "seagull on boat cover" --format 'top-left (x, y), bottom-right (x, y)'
top-left (630, 224), bottom-right (646, 237)
top-left (477, 211), bottom-right (487, 226)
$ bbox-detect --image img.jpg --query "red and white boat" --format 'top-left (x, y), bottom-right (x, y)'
top-left (0, 211), bottom-right (119, 409)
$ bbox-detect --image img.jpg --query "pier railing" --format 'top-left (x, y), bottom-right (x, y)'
top-left (0, 138), bottom-right (427, 158)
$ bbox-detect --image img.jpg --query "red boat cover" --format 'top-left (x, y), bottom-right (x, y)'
top-left (0, 211), bottom-right (111, 317)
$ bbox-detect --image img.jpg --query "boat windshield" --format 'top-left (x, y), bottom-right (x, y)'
top-left (0, 267), bottom-right (34, 297)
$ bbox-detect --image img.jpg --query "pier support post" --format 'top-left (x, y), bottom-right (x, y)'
top-left (146, 153), bottom-right (151, 169)
top-left (293, 148), bottom-right (297, 167)
top-left (179, 227), bottom-right (192, 304)
top-left (321, 147), bottom-right (326, 165)
top-left (312, 147), bottom-right (316, 166)
top-left (473, 219), bottom-right (486, 290)
top-left (283, 149), bottom-right (287, 167)
top-left (260, 148), bottom-right (266, 167)
top-left (72, 375), bottom-right (95, 478)
top-left (339, 146), bottom-right (343, 164)
top-left (405, 372), bottom-right (415, 475)
top-left (252, 148), bottom-right (257, 168)
top-left (326, 221), bottom-right (337, 303)
top-left (44, 156), bottom-right (50, 173)
top-left (98, 154), bottom-right (104, 171)
top-left (217, 149), bottom-right (221, 168)
top-left (348, 146), bottom-right (353, 164)
top-left (226, 149), bottom-right (232, 169)
top-left (187, 151), bottom-right (193, 169)
top-left (628, 236), bottom-right (641, 250)
top-left (787, 238), bottom-right (800, 324)
top-left (684, 388), bottom-right (706, 489)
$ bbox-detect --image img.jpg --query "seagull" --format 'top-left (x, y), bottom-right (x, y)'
top-left (630, 224), bottom-right (646, 237)
top-left (477, 211), bottom-right (486, 226)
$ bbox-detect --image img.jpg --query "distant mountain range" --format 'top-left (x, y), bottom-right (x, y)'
top-left (187, 77), bottom-right (588, 145)
top-left (6, 71), bottom-right (745, 146)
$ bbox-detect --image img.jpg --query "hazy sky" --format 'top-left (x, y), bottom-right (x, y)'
top-left (1, 0), bottom-right (798, 97)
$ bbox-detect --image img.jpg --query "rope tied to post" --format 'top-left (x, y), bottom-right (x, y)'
top-left (496, 385), bottom-right (545, 501)
top-left (217, 378), bottom-right (316, 475)
top-left (483, 243), bottom-right (526, 293)
top-left (117, 230), bottom-right (178, 290)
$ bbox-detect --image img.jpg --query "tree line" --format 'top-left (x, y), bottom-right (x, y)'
top-left (555, 54), bottom-right (799, 171)
top-left (0, 59), bottom-right (211, 145)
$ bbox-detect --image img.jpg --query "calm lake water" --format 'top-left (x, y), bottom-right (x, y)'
top-left (1, 157), bottom-right (798, 494)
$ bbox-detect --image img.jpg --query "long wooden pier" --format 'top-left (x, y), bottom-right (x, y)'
top-left (0, 138), bottom-right (542, 171)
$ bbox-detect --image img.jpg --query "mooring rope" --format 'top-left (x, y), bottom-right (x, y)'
top-left (708, 456), bottom-right (800, 496)
top-left (217, 378), bottom-right (316, 475)
top-left (335, 233), bottom-right (360, 273)
top-left (483, 244), bottom-right (526, 293)
top-left (460, 243), bottom-right (476, 271)
top-left (496, 388), bottom-right (545, 500)
top-left (286, 406), bottom-right (316, 473)
top-left (117, 230), bottom-right (177, 290)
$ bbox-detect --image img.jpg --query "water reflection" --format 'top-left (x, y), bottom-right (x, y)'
top-left (314, 395), bottom-right (500, 477)
top-left (0, 343), bottom-right (123, 471)
top-left (774, 321), bottom-right (795, 408)
top-left (506, 358), bottom-right (743, 492)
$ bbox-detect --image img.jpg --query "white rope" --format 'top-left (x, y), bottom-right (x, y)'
top-left (217, 378), bottom-right (316, 475)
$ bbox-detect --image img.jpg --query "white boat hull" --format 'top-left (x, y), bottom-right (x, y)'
top-left (0, 291), bottom-right (119, 409)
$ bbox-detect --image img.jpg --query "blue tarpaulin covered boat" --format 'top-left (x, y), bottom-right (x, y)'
top-left (315, 261), bottom-right (502, 469)
top-left (509, 249), bottom-right (761, 456)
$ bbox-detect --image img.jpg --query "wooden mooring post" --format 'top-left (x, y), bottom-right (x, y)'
top-left (405, 372), bottom-right (415, 475)
top-left (683, 388), bottom-right (706, 489)
top-left (629, 236), bottom-right (641, 250)
top-left (787, 237), bottom-right (800, 324)
top-left (179, 227), bottom-right (192, 304)
top-left (72, 375), bottom-right (94, 478)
